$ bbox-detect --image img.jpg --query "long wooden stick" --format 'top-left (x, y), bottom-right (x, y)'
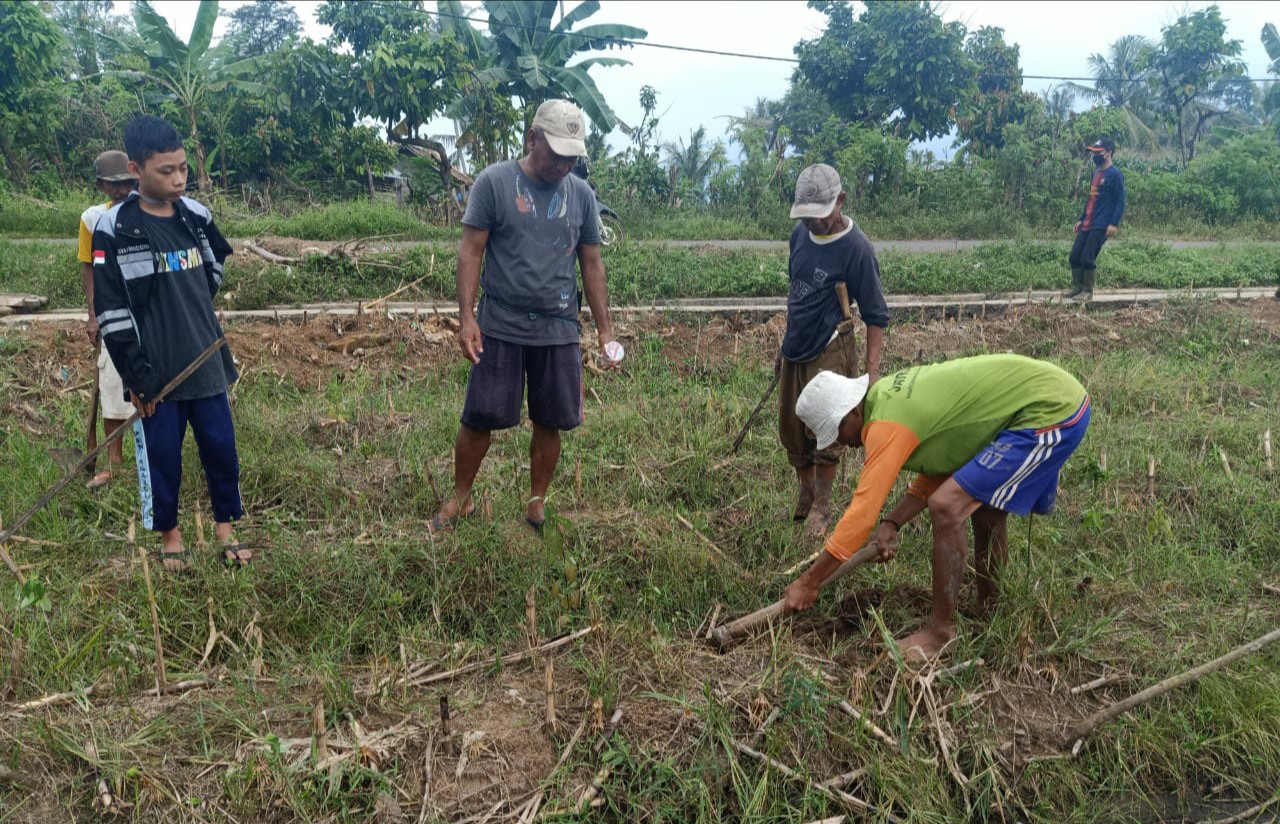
top-left (0, 337), bottom-right (228, 581)
top-left (365, 253), bottom-right (434, 311)
top-left (712, 542), bottom-right (880, 651)
top-left (1065, 625), bottom-right (1280, 747)
top-left (731, 367), bottom-right (781, 453)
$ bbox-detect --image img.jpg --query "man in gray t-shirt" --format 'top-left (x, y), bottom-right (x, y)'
top-left (430, 100), bottom-right (620, 536)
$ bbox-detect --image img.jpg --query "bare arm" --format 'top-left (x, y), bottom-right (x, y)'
top-left (864, 323), bottom-right (885, 384)
top-left (578, 243), bottom-right (618, 366)
top-left (455, 225), bottom-right (488, 364)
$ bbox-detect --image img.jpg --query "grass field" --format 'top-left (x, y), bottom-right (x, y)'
top-left (3, 237), bottom-right (1279, 313)
top-left (1, 299), bottom-right (1278, 822)
top-left (5, 191), bottom-right (1280, 243)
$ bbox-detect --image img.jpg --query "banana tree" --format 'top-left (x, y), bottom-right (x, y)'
top-left (471, 0), bottom-right (646, 134)
top-left (119, 0), bottom-right (265, 190)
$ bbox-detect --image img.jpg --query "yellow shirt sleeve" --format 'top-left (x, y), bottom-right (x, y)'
top-left (825, 420), bottom-right (920, 561)
top-left (77, 219), bottom-right (93, 264)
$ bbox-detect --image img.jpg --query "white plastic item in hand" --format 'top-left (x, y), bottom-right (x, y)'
top-left (604, 340), bottom-right (625, 363)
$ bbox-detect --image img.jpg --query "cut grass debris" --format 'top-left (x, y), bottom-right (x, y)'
top-left (1, 299), bottom-right (1277, 821)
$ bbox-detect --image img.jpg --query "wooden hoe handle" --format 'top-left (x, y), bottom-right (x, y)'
top-left (711, 542), bottom-right (880, 652)
top-left (834, 282), bottom-right (853, 321)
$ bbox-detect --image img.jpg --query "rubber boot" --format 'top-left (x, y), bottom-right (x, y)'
top-left (1077, 268), bottom-right (1096, 303)
top-left (1065, 267), bottom-right (1085, 299)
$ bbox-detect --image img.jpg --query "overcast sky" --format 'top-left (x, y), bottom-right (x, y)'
top-left (150, 0), bottom-right (1278, 160)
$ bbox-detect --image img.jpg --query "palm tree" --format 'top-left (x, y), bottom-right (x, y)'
top-left (444, 0), bottom-right (646, 135)
top-left (1066, 35), bottom-right (1161, 152)
top-left (662, 126), bottom-right (726, 197)
top-left (117, 0), bottom-right (265, 190)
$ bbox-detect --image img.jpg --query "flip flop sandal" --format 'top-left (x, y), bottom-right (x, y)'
top-left (220, 543), bottom-right (253, 569)
top-left (155, 546), bottom-right (194, 574)
top-left (427, 506), bottom-right (476, 536)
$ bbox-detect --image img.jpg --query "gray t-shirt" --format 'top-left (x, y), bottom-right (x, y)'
top-left (463, 160), bottom-right (600, 346)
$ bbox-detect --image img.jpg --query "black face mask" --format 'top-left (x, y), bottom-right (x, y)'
top-left (1092, 153), bottom-right (1107, 167)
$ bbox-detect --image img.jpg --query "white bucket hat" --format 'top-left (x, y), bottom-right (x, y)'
top-left (795, 371), bottom-right (870, 450)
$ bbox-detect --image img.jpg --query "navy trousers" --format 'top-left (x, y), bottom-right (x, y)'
top-left (133, 393), bottom-right (243, 532)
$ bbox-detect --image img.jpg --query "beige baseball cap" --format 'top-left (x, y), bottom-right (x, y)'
top-left (532, 99), bottom-right (588, 158)
top-left (795, 370), bottom-right (870, 450)
top-left (93, 150), bottom-right (137, 182)
top-left (790, 163), bottom-right (842, 219)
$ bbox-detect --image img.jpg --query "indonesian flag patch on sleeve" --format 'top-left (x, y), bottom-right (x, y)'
top-left (92, 250), bottom-right (106, 265)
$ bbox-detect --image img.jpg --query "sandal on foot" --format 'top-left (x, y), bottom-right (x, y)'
top-left (87, 469), bottom-right (114, 490)
top-left (427, 506), bottom-right (476, 536)
top-left (156, 546), bottom-right (193, 574)
top-left (220, 543), bottom-right (253, 568)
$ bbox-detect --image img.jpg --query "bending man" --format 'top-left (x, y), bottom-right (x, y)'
top-left (783, 354), bottom-right (1091, 660)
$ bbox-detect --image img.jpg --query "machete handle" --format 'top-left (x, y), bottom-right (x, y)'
top-left (834, 281), bottom-right (853, 321)
top-left (711, 541), bottom-right (881, 652)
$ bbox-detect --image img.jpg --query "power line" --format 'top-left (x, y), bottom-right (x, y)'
top-left (361, 1), bottom-right (1280, 83)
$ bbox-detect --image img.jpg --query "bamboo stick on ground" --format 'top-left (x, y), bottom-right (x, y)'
top-left (727, 738), bottom-right (900, 823)
top-left (1070, 673), bottom-right (1129, 695)
top-left (1264, 429), bottom-right (1273, 472)
top-left (138, 547), bottom-right (167, 692)
top-left (1065, 625), bottom-right (1280, 747)
top-left (1218, 448), bottom-right (1234, 480)
top-left (407, 626), bottom-right (594, 689)
top-left (544, 655), bottom-right (557, 731)
top-left (1147, 455), bottom-right (1156, 498)
top-left (703, 603), bottom-right (722, 641)
top-left (836, 700), bottom-right (898, 748)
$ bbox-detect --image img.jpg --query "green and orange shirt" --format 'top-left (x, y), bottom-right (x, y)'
top-left (825, 354), bottom-right (1087, 561)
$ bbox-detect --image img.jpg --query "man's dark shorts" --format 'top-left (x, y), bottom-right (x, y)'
top-left (461, 334), bottom-right (583, 431)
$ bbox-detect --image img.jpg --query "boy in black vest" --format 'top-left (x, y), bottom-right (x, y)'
top-left (92, 115), bottom-right (248, 571)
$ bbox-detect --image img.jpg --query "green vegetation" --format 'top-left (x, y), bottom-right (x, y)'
top-left (4, 238), bottom-right (1278, 312)
top-left (1, 301), bottom-right (1277, 821)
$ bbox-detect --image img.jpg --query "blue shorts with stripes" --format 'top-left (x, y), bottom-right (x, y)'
top-left (952, 397), bottom-right (1091, 516)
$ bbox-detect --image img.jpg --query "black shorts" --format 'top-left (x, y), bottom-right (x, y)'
top-left (460, 334), bottom-right (583, 431)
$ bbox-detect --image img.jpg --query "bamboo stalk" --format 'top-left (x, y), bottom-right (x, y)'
top-left (727, 738), bottom-right (900, 823)
top-left (1217, 448), bottom-right (1233, 480)
top-left (703, 603), bottom-right (722, 641)
top-left (543, 654), bottom-right (557, 731)
top-left (1264, 429), bottom-right (1273, 472)
top-left (836, 700), bottom-right (898, 748)
top-left (1147, 455), bottom-right (1156, 499)
top-left (313, 700), bottom-right (328, 760)
top-left (525, 587), bottom-right (538, 650)
top-left (407, 626), bottom-right (594, 689)
top-left (137, 547), bottom-right (167, 691)
top-left (1065, 626), bottom-right (1280, 747)
top-left (1070, 673), bottom-right (1129, 695)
